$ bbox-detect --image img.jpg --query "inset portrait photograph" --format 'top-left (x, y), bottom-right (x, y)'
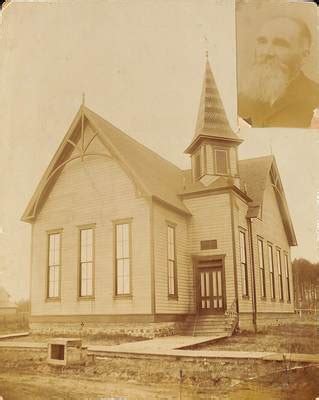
top-left (236, 1), bottom-right (319, 128)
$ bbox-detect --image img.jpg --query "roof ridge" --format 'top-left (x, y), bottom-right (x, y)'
top-left (84, 106), bottom-right (183, 174)
top-left (238, 154), bottom-right (274, 163)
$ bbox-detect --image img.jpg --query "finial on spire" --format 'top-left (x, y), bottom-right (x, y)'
top-left (204, 35), bottom-right (209, 61)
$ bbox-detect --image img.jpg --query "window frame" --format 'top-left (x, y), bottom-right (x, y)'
top-left (167, 222), bottom-right (178, 299)
top-left (268, 243), bottom-right (276, 300)
top-left (239, 229), bottom-right (249, 298)
top-left (213, 147), bottom-right (229, 176)
top-left (284, 252), bottom-right (291, 303)
top-left (276, 248), bottom-right (284, 302)
top-left (113, 218), bottom-right (133, 298)
top-left (46, 229), bottom-right (63, 301)
top-left (78, 224), bottom-right (95, 300)
top-left (257, 237), bottom-right (266, 299)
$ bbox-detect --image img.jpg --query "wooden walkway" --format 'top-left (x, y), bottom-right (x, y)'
top-left (0, 334), bottom-right (319, 364)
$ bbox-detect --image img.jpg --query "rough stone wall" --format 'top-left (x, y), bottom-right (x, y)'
top-left (238, 312), bottom-right (297, 331)
top-left (30, 322), bottom-right (178, 339)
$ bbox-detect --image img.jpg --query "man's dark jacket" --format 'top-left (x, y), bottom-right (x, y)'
top-left (238, 72), bottom-right (319, 128)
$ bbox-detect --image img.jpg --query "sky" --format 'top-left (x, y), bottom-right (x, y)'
top-left (0, 0), bottom-right (318, 300)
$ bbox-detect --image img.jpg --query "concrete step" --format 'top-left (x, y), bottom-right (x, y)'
top-left (195, 321), bottom-right (229, 326)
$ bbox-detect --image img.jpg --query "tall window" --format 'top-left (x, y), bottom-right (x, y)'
top-left (258, 238), bottom-right (266, 298)
top-left (276, 249), bottom-right (284, 301)
top-left (215, 149), bottom-right (228, 175)
top-left (115, 223), bottom-right (131, 295)
top-left (239, 231), bottom-right (249, 297)
top-left (48, 232), bottom-right (61, 298)
top-left (167, 225), bottom-right (177, 297)
top-left (268, 244), bottom-right (275, 299)
top-left (284, 253), bottom-right (291, 302)
top-left (79, 228), bottom-right (94, 297)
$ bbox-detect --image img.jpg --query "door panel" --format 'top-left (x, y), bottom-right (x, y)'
top-left (198, 264), bottom-right (224, 314)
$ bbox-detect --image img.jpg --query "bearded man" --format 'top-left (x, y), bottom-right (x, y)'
top-left (238, 16), bottom-right (319, 128)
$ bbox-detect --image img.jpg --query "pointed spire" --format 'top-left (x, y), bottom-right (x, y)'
top-left (185, 59), bottom-right (241, 154)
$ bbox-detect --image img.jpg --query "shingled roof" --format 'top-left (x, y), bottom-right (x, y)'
top-left (84, 107), bottom-right (190, 214)
top-left (22, 106), bottom-right (191, 221)
top-left (238, 155), bottom-right (274, 217)
top-left (185, 59), bottom-right (242, 154)
top-left (239, 155), bottom-right (297, 246)
top-left (21, 105), bottom-right (296, 247)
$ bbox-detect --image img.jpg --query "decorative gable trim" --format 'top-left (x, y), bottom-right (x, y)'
top-left (21, 106), bottom-right (151, 222)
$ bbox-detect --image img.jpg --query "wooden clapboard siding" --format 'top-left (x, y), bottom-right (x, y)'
top-left (252, 175), bottom-right (294, 313)
top-left (153, 202), bottom-right (192, 314)
top-left (183, 193), bottom-right (235, 311)
top-left (31, 135), bottom-right (152, 317)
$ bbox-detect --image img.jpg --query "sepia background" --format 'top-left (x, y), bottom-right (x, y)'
top-left (0, 0), bottom-right (318, 301)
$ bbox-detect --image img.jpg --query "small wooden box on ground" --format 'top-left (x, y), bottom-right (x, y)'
top-left (48, 338), bottom-right (87, 366)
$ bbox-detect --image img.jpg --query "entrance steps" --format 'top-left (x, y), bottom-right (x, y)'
top-left (178, 314), bottom-right (234, 337)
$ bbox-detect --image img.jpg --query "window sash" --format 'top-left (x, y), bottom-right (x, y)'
top-left (258, 239), bottom-right (266, 298)
top-left (239, 231), bottom-right (249, 296)
top-left (48, 233), bottom-right (61, 298)
top-left (285, 254), bottom-right (291, 302)
top-left (115, 223), bottom-right (131, 295)
top-left (79, 228), bottom-right (94, 297)
top-left (268, 245), bottom-right (276, 299)
top-left (276, 250), bottom-right (284, 301)
top-left (167, 225), bottom-right (177, 296)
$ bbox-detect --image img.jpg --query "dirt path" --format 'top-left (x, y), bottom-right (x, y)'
top-left (0, 371), bottom-right (202, 400)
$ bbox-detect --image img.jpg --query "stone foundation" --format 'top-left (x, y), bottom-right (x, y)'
top-left (238, 312), bottom-right (297, 331)
top-left (30, 321), bottom-right (178, 338)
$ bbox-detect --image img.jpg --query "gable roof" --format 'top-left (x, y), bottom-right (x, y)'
top-left (21, 106), bottom-right (190, 222)
top-left (84, 108), bottom-right (190, 214)
top-left (185, 59), bottom-right (242, 154)
top-left (21, 106), bottom-right (296, 247)
top-left (239, 155), bottom-right (297, 246)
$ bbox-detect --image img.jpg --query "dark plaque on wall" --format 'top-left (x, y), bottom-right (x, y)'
top-left (200, 240), bottom-right (217, 250)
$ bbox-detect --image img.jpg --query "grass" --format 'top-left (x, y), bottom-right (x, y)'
top-left (2, 332), bottom-right (147, 346)
top-left (192, 323), bottom-right (319, 354)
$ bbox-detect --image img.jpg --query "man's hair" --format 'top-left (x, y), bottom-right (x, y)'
top-left (268, 15), bottom-right (312, 48)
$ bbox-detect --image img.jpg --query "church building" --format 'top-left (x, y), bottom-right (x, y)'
top-left (22, 60), bottom-right (297, 336)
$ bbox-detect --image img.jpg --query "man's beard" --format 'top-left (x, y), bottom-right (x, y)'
top-left (242, 59), bottom-right (291, 105)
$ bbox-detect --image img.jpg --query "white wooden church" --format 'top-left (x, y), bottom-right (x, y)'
top-left (22, 60), bottom-right (297, 336)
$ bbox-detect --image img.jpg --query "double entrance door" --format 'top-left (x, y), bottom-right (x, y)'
top-left (197, 259), bottom-right (225, 314)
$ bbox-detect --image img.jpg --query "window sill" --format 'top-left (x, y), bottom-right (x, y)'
top-left (45, 297), bottom-right (61, 303)
top-left (242, 295), bottom-right (250, 300)
top-left (168, 295), bottom-right (178, 301)
top-left (113, 294), bottom-right (133, 300)
top-left (77, 296), bottom-right (95, 301)
top-left (260, 297), bottom-right (267, 301)
top-left (279, 299), bottom-right (284, 303)
top-left (271, 298), bottom-right (276, 302)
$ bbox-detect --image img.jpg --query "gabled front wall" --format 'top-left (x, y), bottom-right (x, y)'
top-left (30, 138), bottom-right (152, 318)
top-left (251, 175), bottom-right (294, 313)
top-left (183, 192), bottom-right (235, 312)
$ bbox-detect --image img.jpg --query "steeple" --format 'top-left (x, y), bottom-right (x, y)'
top-left (185, 59), bottom-right (242, 155)
top-left (186, 58), bottom-right (242, 186)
